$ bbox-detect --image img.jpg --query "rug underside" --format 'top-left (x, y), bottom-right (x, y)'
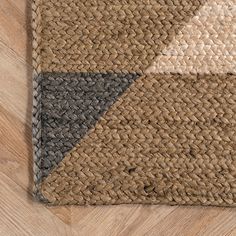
top-left (32, 0), bottom-right (236, 206)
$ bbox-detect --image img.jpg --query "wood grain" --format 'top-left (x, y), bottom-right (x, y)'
top-left (0, 0), bottom-right (235, 235)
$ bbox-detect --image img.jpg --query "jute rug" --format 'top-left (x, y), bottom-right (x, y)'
top-left (32, 0), bottom-right (236, 206)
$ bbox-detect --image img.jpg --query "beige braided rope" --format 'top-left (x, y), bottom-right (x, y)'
top-left (32, 0), bottom-right (45, 199)
top-left (39, 0), bottom-right (205, 74)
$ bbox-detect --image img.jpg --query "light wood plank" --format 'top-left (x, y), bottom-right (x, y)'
top-left (0, 0), bottom-right (29, 60)
top-left (0, 103), bottom-right (73, 226)
top-left (71, 205), bottom-right (176, 236)
top-left (0, 173), bottom-right (75, 236)
top-left (227, 227), bottom-right (236, 236)
top-left (0, 41), bottom-right (31, 125)
top-left (144, 206), bottom-right (236, 236)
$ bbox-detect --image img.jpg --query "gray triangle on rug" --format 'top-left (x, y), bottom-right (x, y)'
top-left (39, 72), bottom-right (139, 181)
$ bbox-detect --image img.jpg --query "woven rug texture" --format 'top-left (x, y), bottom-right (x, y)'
top-left (32, 0), bottom-right (236, 206)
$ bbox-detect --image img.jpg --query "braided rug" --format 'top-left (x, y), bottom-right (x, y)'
top-left (32, 0), bottom-right (236, 206)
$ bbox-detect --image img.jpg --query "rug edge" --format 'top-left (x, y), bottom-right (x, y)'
top-left (32, 0), bottom-right (49, 202)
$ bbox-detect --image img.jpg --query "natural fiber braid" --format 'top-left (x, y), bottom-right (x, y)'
top-left (32, 0), bottom-right (41, 76)
top-left (38, 72), bottom-right (138, 180)
top-left (39, 0), bottom-right (205, 74)
top-left (40, 74), bottom-right (236, 206)
top-left (33, 0), bottom-right (236, 207)
top-left (32, 0), bottom-right (45, 200)
top-left (146, 1), bottom-right (236, 75)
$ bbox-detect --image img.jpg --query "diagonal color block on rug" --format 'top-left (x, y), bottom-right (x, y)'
top-left (32, 0), bottom-right (236, 206)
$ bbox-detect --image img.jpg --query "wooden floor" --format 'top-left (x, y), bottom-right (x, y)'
top-left (0, 0), bottom-right (236, 235)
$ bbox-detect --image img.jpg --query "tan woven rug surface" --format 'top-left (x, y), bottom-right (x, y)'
top-left (32, 0), bottom-right (236, 206)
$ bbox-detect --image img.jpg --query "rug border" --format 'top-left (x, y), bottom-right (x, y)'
top-left (32, 0), bottom-right (48, 201)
